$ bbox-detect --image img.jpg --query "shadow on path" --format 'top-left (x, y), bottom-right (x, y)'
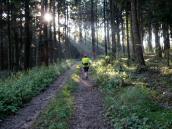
top-left (70, 75), bottom-right (113, 129)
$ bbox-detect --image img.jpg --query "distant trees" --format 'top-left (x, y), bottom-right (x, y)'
top-left (0, 0), bottom-right (172, 71)
top-left (0, 0), bottom-right (77, 71)
top-left (105, 0), bottom-right (172, 66)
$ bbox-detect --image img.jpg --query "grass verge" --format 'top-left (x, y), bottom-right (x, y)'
top-left (32, 71), bottom-right (79, 129)
top-left (0, 60), bottom-right (74, 119)
top-left (92, 57), bottom-right (172, 129)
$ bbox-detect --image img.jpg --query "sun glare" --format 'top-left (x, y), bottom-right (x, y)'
top-left (44, 13), bottom-right (53, 22)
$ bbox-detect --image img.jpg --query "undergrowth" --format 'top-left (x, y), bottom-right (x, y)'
top-left (0, 60), bottom-right (73, 119)
top-left (32, 71), bottom-right (79, 129)
top-left (92, 57), bottom-right (172, 129)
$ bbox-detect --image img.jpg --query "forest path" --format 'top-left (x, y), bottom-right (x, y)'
top-left (0, 65), bottom-right (76, 129)
top-left (70, 73), bottom-right (113, 129)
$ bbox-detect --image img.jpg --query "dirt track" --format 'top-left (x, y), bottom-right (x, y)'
top-left (0, 65), bottom-right (76, 129)
top-left (70, 76), bottom-right (113, 129)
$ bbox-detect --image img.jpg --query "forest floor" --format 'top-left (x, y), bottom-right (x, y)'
top-left (0, 65), bottom-right (76, 129)
top-left (70, 72), bottom-right (113, 129)
top-left (134, 68), bottom-right (172, 108)
top-left (137, 55), bottom-right (172, 108)
top-left (1, 56), bottom-right (172, 129)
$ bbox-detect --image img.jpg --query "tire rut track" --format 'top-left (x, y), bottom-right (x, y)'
top-left (70, 76), bottom-right (113, 129)
top-left (0, 65), bottom-right (76, 129)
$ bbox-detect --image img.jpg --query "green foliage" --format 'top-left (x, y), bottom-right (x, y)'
top-left (32, 73), bottom-right (79, 129)
top-left (92, 58), bottom-right (172, 129)
top-left (0, 60), bottom-right (73, 118)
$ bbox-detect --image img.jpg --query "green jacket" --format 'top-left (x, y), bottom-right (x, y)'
top-left (82, 57), bottom-right (91, 67)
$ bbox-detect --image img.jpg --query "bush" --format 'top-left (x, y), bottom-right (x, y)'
top-left (92, 58), bottom-right (172, 129)
top-left (0, 60), bottom-right (73, 118)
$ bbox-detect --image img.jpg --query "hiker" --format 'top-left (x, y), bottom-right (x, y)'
top-left (81, 54), bottom-right (92, 79)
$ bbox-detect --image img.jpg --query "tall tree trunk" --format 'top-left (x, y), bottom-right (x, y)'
top-left (0, 2), bottom-right (4, 70)
top-left (19, 11), bottom-right (24, 68)
top-left (43, 0), bottom-right (49, 66)
top-left (52, 0), bottom-right (56, 62)
top-left (78, 3), bottom-right (82, 43)
top-left (7, 0), bottom-right (12, 71)
top-left (24, 0), bottom-right (32, 69)
top-left (147, 24), bottom-right (153, 53)
top-left (153, 23), bottom-right (162, 57)
top-left (110, 0), bottom-right (116, 58)
top-left (170, 24), bottom-right (172, 39)
top-left (107, 20), bottom-right (110, 51)
top-left (130, 13), bottom-right (135, 58)
top-left (57, 2), bottom-right (62, 61)
top-left (126, 12), bottom-right (130, 60)
top-left (137, 0), bottom-right (144, 49)
top-left (39, 0), bottom-right (44, 65)
top-left (116, 10), bottom-right (121, 57)
top-left (131, 0), bottom-right (145, 66)
top-left (96, 4), bottom-right (99, 50)
top-left (121, 21), bottom-right (125, 55)
top-left (14, 18), bottom-right (20, 71)
top-left (49, 0), bottom-right (53, 63)
top-left (163, 24), bottom-right (170, 66)
top-left (104, 0), bottom-right (107, 55)
top-left (91, 0), bottom-right (96, 58)
top-left (64, 1), bottom-right (70, 58)
top-left (66, 2), bottom-right (71, 58)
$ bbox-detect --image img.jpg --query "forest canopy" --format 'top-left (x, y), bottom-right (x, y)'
top-left (0, 0), bottom-right (172, 71)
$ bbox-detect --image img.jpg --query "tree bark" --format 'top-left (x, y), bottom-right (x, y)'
top-left (107, 20), bottom-right (110, 51)
top-left (7, 0), bottom-right (12, 71)
top-left (24, 0), bottom-right (32, 69)
top-left (57, 2), bottom-right (62, 61)
top-left (117, 15), bottom-right (121, 57)
top-left (163, 24), bottom-right (170, 66)
top-left (110, 0), bottom-right (116, 58)
top-left (131, 0), bottom-right (145, 66)
top-left (104, 0), bottom-right (107, 55)
top-left (19, 10), bottom-right (24, 68)
top-left (43, 0), bottom-right (49, 66)
top-left (153, 23), bottom-right (162, 58)
top-left (0, 2), bottom-right (4, 70)
top-left (130, 12), bottom-right (135, 58)
top-left (14, 18), bottom-right (20, 71)
top-left (49, 0), bottom-right (53, 63)
top-left (126, 12), bottom-right (130, 60)
top-left (91, 0), bottom-right (96, 58)
top-left (52, 0), bottom-right (56, 62)
top-left (121, 21), bottom-right (125, 55)
top-left (78, 2), bottom-right (83, 44)
top-left (147, 24), bottom-right (153, 52)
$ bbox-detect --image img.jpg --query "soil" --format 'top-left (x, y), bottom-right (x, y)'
top-left (0, 65), bottom-right (76, 129)
top-left (70, 75), bottom-right (113, 129)
top-left (0, 66), bottom-right (114, 129)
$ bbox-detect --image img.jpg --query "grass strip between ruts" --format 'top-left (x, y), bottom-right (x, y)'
top-left (32, 68), bottom-right (80, 129)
